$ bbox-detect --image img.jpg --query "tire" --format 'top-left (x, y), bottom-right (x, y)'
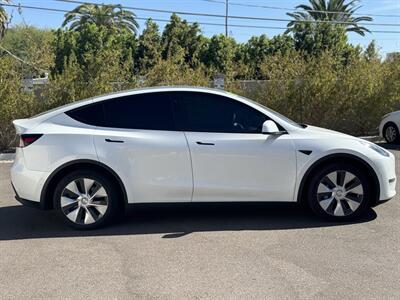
top-left (383, 122), bottom-right (400, 144)
top-left (53, 170), bottom-right (120, 229)
top-left (307, 162), bottom-right (372, 221)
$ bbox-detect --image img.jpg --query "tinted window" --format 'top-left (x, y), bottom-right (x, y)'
top-left (67, 93), bottom-right (175, 131)
top-left (103, 93), bottom-right (174, 130)
top-left (176, 92), bottom-right (268, 133)
top-left (66, 102), bottom-right (105, 126)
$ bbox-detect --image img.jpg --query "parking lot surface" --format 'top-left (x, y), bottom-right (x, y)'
top-left (0, 146), bottom-right (399, 299)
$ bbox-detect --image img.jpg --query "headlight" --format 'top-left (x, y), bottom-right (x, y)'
top-left (359, 140), bottom-right (390, 157)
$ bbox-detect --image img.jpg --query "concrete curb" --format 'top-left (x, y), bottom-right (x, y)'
top-left (0, 153), bottom-right (15, 163)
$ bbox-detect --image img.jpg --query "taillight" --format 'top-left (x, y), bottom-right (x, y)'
top-left (17, 134), bottom-right (43, 148)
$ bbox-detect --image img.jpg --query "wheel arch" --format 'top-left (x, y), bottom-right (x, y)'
top-left (383, 121), bottom-right (399, 130)
top-left (40, 159), bottom-right (128, 210)
top-left (297, 153), bottom-right (380, 206)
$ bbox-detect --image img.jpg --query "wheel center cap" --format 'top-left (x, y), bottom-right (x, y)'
top-left (80, 196), bottom-right (89, 205)
top-left (333, 188), bottom-right (345, 199)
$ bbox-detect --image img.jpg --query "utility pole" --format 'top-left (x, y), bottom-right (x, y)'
top-left (225, 0), bottom-right (229, 36)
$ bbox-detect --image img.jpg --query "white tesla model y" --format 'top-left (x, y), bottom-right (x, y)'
top-left (11, 87), bottom-right (396, 229)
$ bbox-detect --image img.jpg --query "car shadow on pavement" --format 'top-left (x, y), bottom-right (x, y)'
top-left (0, 202), bottom-right (377, 241)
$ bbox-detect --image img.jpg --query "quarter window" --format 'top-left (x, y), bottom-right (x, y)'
top-left (65, 102), bottom-right (105, 126)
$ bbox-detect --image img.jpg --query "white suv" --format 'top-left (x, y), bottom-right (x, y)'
top-left (11, 87), bottom-right (396, 229)
top-left (379, 110), bottom-right (400, 144)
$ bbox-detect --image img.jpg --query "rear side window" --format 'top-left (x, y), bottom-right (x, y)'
top-left (103, 93), bottom-right (175, 130)
top-left (175, 92), bottom-right (268, 133)
top-left (66, 92), bottom-right (175, 131)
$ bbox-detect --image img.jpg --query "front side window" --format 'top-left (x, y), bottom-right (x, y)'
top-left (175, 92), bottom-right (268, 133)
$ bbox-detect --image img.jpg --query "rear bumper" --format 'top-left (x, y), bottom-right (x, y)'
top-left (10, 148), bottom-right (49, 206)
top-left (12, 182), bottom-right (43, 209)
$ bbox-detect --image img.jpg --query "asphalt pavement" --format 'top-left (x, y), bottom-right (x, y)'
top-left (0, 145), bottom-right (399, 299)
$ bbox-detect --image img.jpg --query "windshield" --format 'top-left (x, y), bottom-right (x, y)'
top-left (235, 94), bottom-right (305, 129)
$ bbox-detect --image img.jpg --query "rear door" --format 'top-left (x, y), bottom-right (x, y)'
top-left (173, 91), bottom-right (297, 202)
top-left (70, 92), bottom-right (193, 203)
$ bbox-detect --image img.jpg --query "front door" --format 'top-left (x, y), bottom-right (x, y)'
top-left (174, 91), bottom-right (297, 202)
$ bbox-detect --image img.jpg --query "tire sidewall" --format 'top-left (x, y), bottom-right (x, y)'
top-left (53, 170), bottom-right (119, 229)
top-left (307, 163), bottom-right (371, 221)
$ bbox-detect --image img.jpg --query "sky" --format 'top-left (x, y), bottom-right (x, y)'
top-left (3, 0), bottom-right (400, 57)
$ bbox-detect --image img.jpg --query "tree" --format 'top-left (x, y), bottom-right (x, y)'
top-left (161, 13), bottom-right (205, 67)
top-left (239, 34), bottom-right (295, 78)
top-left (0, 0), bottom-right (10, 39)
top-left (269, 35), bottom-right (295, 54)
top-left (53, 23), bottom-right (136, 75)
top-left (241, 35), bottom-right (271, 79)
top-left (287, 0), bottom-right (372, 36)
top-left (136, 19), bottom-right (162, 73)
top-left (291, 22), bottom-right (349, 56)
top-left (364, 40), bottom-right (380, 62)
top-left (203, 34), bottom-right (237, 76)
top-left (62, 3), bottom-right (139, 34)
top-left (0, 56), bottom-right (36, 150)
top-left (1, 26), bottom-right (54, 75)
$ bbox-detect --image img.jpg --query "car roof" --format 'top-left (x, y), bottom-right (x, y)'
top-left (90, 86), bottom-right (236, 103)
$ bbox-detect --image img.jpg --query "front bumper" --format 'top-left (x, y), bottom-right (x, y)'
top-left (373, 152), bottom-right (396, 202)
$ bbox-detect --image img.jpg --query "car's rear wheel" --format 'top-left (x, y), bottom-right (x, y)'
top-left (383, 123), bottom-right (399, 144)
top-left (307, 163), bottom-right (371, 221)
top-left (53, 170), bottom-right (119, 229)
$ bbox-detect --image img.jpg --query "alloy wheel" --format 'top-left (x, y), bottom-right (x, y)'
top-left (316, 170), bottom-right (364, 217)
top-left (60, 178), bottom-right (109, 225)
top-left (385, 126), bottom-right (397, 143)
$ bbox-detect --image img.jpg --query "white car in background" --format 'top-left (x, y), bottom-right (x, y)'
top-left (10, 87), bottom-right (396, 229)
top-left (380, 111), bottom-right (400, 144)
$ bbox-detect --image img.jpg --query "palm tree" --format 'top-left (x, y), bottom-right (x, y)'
top-left (0, 0), bottom-right (10, 39)
top-left (62, 3), bottom-right (139, 34)
top-left (286, 0), bottom-right (373, 36)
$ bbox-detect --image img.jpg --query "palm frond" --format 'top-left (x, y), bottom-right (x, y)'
top-left (287, 0), bottom-right (372, 36)
top-left (62, 3), bottom-right (139, 34)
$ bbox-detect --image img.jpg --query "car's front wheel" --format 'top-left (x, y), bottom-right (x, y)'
top-left (307, 163), bottom-right (371, 221)
top-left (383, 123), bottom-right (399, 144)
top-left (53, 170), bottom-right (119, 229)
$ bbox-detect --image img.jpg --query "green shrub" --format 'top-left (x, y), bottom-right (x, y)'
top-left (0, 57), bottom-right (38, 150)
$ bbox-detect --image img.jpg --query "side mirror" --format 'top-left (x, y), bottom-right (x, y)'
top-left (262, 120), bottom-right (281, 135)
